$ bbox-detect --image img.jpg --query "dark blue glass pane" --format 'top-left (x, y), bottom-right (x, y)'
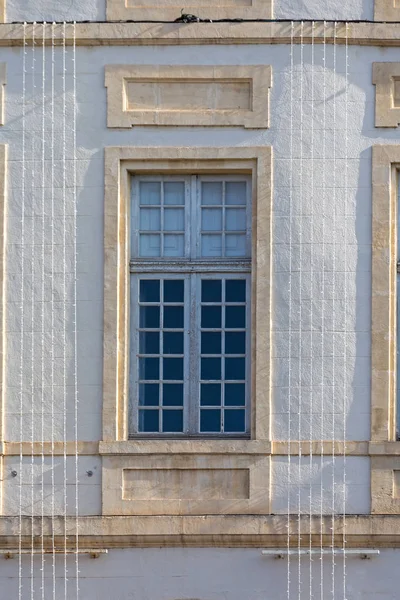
top-left (162, 409), bottom-right (183, 432)
top-left (139, 280), bottom-right (160, 303)
top-left (164, 306), bottom-right (184, 328)
top-left (226, 279), bottom-right (246, 302)
top-left (163, 383), bottom-right (183, 406)
top-left (164, 280), bottom-right (184, 303)
top-left (139, 357), bottom-right (159, 380)
top-left (139, 331), bottom-right (160, 354)
top-left (200, 409), bottom-right (221, 432)
top-left (225, 383), bottom-right (245, 406)
top-left (163, 332), bottom-right (184, 354)
top-left (225, 332), bottom-right (246, 354)
top-left (201, 357), bottom-right (221, 380)
top-left (225, 306), bottom-right (245, 328)
top-left (139, 383), bottom-right (159, 406)
top-left (200, 383), bottom-right (221, 406)
top-left (140, 306), bottom-right (160, 329)
top-left (225, 357), bottom-right (245, 380)
top-left (224, 409), bottom-right (245, 433)
top-left (201, 306), bottom-right (221, 328)
top-left (201, 332), bottom-right (221, 354)
top-left (139, 409), bottom-right (159, 432)
top-left (163, 357), bottom-right (183, 380)
top-left (201, 279), bottom-right (222, 302)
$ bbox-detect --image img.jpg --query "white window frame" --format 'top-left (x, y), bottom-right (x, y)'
top-left (129, 173), bottom-right (252, 438)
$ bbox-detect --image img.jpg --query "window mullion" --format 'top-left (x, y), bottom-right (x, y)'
top-left (187, 272), bottom-right (199, 434)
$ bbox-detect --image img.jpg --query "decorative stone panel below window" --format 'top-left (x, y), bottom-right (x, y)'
top-left (375, 0), bottom-right (400, 21)
top-left (373, 63), bottom-right (400, 127)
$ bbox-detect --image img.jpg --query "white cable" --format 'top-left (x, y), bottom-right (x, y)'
top-left (287, 21), bottom-right (295, 600)
top-left (50, 22), bottom-right (56, 600)
top-left (72, 21), bottom-right (80, 600)
top-left (30, 22), bottom-right (36, 600)
top-left (40, 21), bottom-right (46, 600)
top-left (298, 20), bottom-right (304, 600)
top-left (62, 21), bottom-right (68, 600)
top-left (18, 21), bottom-right (27, 600)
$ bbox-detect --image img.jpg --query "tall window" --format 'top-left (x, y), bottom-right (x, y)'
top-left (129, 174), bottom-right (252, 436)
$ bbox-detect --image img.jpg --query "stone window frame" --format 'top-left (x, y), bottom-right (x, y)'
top-left (104, 65), bottom-right (272, 130)
top-left (373, 63), bottom-right (400, 128)
top-left (106, 0), bottom-right (272, 21)
top-left (375, 0), bottom-right (400, 21)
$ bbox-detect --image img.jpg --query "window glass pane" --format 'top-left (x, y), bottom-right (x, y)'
top-left (225, 357), bottom-right (245, 380)
top-left (201, 332), bottom-right (222, 354)
top-left (225, 332), bottom-right (245, 355)
top-left (163, 357), bottom-right (184, 380)
top-left (225, 208), bottom-right (246, 231)
top-left (224, 409), bottom-right (245, 433)
top-left (162, 409), bottom-right (183, 433)
top-left (139, 306), bottom-right (160, 329)
top-left (139, 409), bottom-right (159, 432)
top-left (140, 280), bottom-right (160, 303)
top-left (140, 207), bottom-right (161, 231)
top-left (164, 181), bottom-right (185, 205)
top-left (201, 357), bottom-right (221, 380)
top-left (225, 234), bottom-right (246, 257)
top-left (200, 383), bottom-right (221, 406)
top-left (226, 279), bottom-right (246, 302)
top-left (164, 280), bottom-right (184, 303)
top-left (163, 383), bottom-right (184, 406)
top-left (201, 234), bottom-right (222, 257)
top-left (163, 332), bottom-right (184, 354)
top-left (202, 208), bottom-right (222, 232)
top-left (140, 234), bottom-right (161, 257)
top-left (139, 331), bottom-right (160, 354)
top-left (163, 234), bottom-right (184, 257)
top-left (164, 208), bottom-right (184, 231)
top-left (202, 181), bottom-right (222, 205)
top-left (139, 357), bottom-right (159, 380)
top-left (225, 305), bottom-right (246, 329)
top-left (200, 409), bottom-right (221, 432)
top-left (226, 181), bottom-right (247, 205)
top-left (202, 280), bottom-right (222, 303)
top-left (140, 181), bottom-right (161, 205)
top-left (225, 383), bottom-right (246, 406)
top-left (164, 306), bottom-right (184, 329)
top-left (201, 306), bottom-right (222, 328)
top-left (139, 383), bottom-right (160, 406)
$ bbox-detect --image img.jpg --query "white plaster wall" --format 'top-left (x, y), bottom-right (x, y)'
top-left (0, 548), bottom-right (399, 599)
top-left (275, 0), bottom-right (374, 20)
top-left (6, 0), bottom-right (106, 22)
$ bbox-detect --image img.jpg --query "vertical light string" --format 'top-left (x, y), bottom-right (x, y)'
top-left (298, 19), bottom-right (304, 600)
top-left (331, 21), bottom-right (337, 600)
top-left (309, 20), bottom-right (315, 600)
top-left (287, 21), bottom-right (295, 600)
top-left (320, 20), bottom-right (327, 600)
top-left (50, 22), bottom-right (56, 600)
top-left (62, 21), bottom-right (68, 600)
top-left (30, 22), bottom-right (36, 600)
top-left (72, 21), bottom-right (80, 600)
top-left (40, 21), bottom-right (46, 600)
top-left (343, 22), bottom-right (349, 600)
top-left (18, 21), bottom-right (27, 600)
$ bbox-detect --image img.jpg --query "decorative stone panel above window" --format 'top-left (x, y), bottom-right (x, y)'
top-left (106, 0), bottom-right (272, 21)
top-left (105, 65), bottom-right (272, 129)
top-left (373, 63), bottom-right (400, 127)
top-left (375, 0), bottom-right (400, 20)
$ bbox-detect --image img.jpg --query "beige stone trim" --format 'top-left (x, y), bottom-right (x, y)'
top-left (4, 22), bottom-right (400, 48)
top-left (5, 515), bottom-right (400, 547)
top-left (0, 63), bottom-right (5, 126)
top-left (0, 2), bottom-right (4, 24)
top-left (371, 145), bottom-right (400, 442)
top-left (106, 0), bottom-right (272, 21)
top-left (103, 454), bottom-right (270, 515)
top-left (373, 63), bottom-right (400, 128)
top-left (375, 0), bottom-right (400, 21)
top-left (105, 65), bottom-right (271, 130)
top-left (371, 456), bottom-right (400, 513)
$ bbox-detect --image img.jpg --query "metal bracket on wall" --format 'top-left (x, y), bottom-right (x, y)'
top-left (261, 549), bottom-right (380, 560)
top-left (0, 549), bottom-right (108, 559)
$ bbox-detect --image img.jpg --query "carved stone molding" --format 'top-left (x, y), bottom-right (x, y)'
top-left (373, 63), bottom-right (400, 128)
